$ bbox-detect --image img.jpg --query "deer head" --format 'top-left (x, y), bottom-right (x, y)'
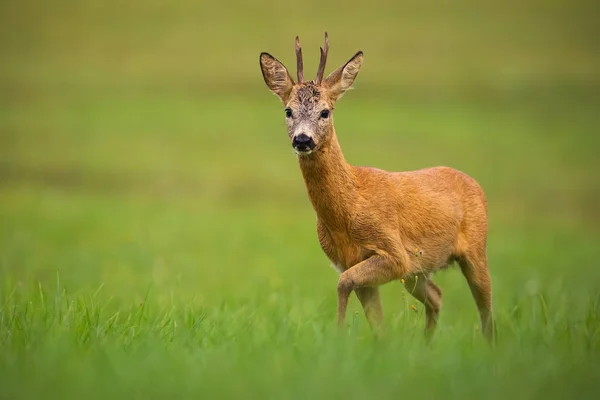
top-left (260, 33), bottom-right (363, 156)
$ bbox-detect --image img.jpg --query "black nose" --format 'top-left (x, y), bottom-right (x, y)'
top-left (292, 134), bottom-right (315, 152)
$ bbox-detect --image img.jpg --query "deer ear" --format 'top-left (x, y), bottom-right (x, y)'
top-left (323, 51), bottom-right (363, 101)
top-left (260, 53), bottom-right (295, 104)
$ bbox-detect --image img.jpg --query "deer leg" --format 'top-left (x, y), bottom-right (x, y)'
top-left (337, 255), bottom-right (397, 329)
top-left (355, 287), bottom-right (384, 334)
top-left (458, 254), bottom-right (494, 342)
top-left (403, 274), bottom-right (442, 339)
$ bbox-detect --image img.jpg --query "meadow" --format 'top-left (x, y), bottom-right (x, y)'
top-left (1, 1), bottom-right (599, 398)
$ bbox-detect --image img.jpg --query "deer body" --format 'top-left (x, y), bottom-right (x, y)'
top-left (260, 33), bottom-right (493, 340)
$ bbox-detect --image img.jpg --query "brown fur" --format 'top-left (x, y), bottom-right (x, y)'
top-left (259, 36), bottom-right (493, 341)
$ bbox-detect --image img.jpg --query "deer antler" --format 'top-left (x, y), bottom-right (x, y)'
top-left (295, 36), bottom-right (304, 83)
top-left (315, 32), bottom-right (329, 85)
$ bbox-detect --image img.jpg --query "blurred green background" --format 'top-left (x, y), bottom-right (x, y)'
top-left (1, 0), bottom-right (599, 398)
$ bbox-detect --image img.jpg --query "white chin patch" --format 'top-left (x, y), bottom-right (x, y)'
top-left (294, 149), bottom-right (314, 156)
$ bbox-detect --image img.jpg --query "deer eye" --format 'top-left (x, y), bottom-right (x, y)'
top-left (285, 108), bottom-right (293, 118)
top-left (320, 109), bottom-right (330, 119)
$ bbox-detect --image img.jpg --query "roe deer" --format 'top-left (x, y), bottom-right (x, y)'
top-left (259, 33), bottom-right (493, 340)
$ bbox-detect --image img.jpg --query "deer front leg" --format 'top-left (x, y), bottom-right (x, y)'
top-left (337, 255), bottom-right (398, 328)
top-left (355, 287), bottom-right (384, 333)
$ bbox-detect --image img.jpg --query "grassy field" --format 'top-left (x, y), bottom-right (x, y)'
top-left (1, 0), bottom-right (599, 398)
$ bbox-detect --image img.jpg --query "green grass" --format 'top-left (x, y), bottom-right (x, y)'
top-left (1, 0), bottom-right (600, 398)
top-left (1, 278), bottom-right (598, 399)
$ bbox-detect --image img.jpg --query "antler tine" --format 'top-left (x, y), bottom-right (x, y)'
top-left (295, 36), bottom-right (304, 83)
top-left (315, 32), bottom-right (329, 85)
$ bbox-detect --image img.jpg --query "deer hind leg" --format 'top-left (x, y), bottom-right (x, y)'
top-left (458, 253), bottom-right (494, 342)
top-left (337, 255), bottom-right (398, 329)
top-left (403, 274), bottom-right (442, 338)
top-left (355, 287), bottom-right (384, 334)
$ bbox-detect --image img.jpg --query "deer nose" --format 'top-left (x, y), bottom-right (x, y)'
top-left (292, 134), bottom-right (315, 152)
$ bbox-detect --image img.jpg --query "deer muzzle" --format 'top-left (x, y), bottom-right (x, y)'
top-left (292, 133), bottom-right (316, 154)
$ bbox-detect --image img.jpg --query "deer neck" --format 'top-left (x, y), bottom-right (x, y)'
top-left (298, 129), bottom-right (356, 230)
